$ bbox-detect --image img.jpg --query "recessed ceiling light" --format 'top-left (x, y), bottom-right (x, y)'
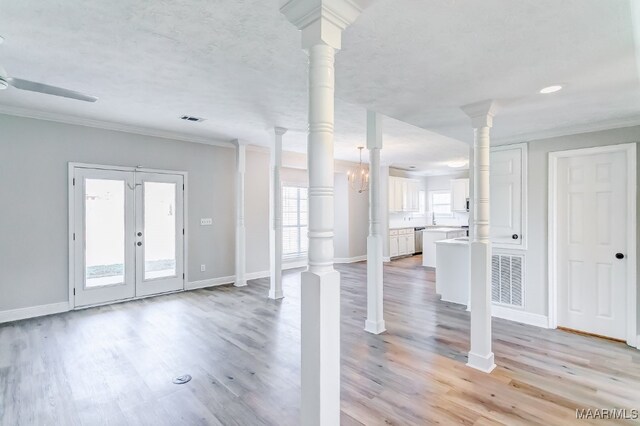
top-left (539, 85), bottom-right (563, 94)
top-left (447, 161), bottom-right (467, 168)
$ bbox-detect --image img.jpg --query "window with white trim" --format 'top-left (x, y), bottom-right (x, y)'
top-left (282, 186), bottom-right (308, 258)
top-left (430, 190), bottom-right (453, 218)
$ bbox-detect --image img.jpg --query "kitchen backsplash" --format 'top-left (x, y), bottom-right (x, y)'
top-left (389, 211), bottom-right (469, 228)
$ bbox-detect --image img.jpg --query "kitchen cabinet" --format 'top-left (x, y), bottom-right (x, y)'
top-left (389, 228), bottom-right (415, 258)
top-left (451, 178), bottom-right (469, 212)
top-left (390, 230), bottom-right (399, 257)
top-left (388, 176), bottom-right (420, 212)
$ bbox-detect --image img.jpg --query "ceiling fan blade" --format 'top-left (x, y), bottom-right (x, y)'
top-left (7, 77), bottom-right (97, 102)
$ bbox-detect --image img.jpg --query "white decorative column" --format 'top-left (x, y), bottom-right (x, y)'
top-left (381, 165), bottom-right (390, 262)
top-left (461, 100), bottom-right (496, 373)
top-left (269, 127), bottom-right (287, 299)
top-left (234, 139), bottom-right (247, 287)
top-left (365, 111), bottom-right (386, 334)
top-left (467, 144), bottom-right (474, 311)
top-left (281, 1), bottom-right (364, 424)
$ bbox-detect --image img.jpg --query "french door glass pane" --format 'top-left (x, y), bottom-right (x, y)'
top-left (85, 179), bottom-right (125, 287)
top-left (144, 182), bottom-right (177, 280)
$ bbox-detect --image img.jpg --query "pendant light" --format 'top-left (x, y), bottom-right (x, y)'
top-left (347, 146), bottom-right (369, 193)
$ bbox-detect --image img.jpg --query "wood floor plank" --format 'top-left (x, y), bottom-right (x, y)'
top-left (1, 255), bottom-right (640, 425)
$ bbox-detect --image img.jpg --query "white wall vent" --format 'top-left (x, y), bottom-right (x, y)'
top-left (180, 115), bottom-right (206, 122)
top-left (491, 254), bottom-right (524, 307)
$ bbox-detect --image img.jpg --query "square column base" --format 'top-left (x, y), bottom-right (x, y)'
top-left (301, 269), bottom-right (341, 426)
top-left (364, 319), bottom-right (386, 334)
top-left (467, 351), bottom-right (496, 373)
top-left (268, 289), bottom-right (284, 300)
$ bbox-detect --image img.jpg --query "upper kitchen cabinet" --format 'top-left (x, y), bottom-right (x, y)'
top-left (389, 176), bottom-right (420, 212)
top-left (490, 143), bottom-right (527, 249)
top-left (451, 178), bottom-right (469, 212)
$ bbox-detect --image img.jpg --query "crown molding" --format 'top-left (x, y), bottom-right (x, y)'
top-left (493, 114), bottom-right (640, 145)
top-left (0, 104), bottom-right (235, 149)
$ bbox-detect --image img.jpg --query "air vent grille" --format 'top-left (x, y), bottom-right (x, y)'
top-left (491, 254), bottom-right (524, 307)
top-left (180, 115), bottom-right (205, 122)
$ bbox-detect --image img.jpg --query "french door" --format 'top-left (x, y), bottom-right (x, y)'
top-left (72, 166), bottom-right (184, 307)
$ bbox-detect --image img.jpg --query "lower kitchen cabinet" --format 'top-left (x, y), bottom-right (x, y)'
top-left (389, 228), bottom-right (415, 258)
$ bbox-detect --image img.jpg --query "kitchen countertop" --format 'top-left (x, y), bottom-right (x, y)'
top-left (435, 237), bottom-right (469, 245)
top-left (423, 227), bottom-right (465, 233)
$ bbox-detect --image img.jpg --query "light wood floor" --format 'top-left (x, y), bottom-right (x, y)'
top-left (1, 256), bottom-right (640, 425)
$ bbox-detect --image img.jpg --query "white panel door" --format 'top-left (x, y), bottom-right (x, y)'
top-left (74, 169), bottom-right (136, 307)
top-left (557, 151), bottom-right (627, 339)
top-left (135, 172), bottom-right (185, 297)
top-left (491, 148), bottom-right (522, 246)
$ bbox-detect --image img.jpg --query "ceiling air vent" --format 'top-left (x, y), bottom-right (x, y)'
top-left (180, 115), bottom-right (206, 122)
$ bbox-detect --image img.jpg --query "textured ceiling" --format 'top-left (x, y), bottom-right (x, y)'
top-left (0, 0), bottom-right (638, 174)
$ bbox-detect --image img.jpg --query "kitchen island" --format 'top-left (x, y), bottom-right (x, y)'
top-left (422, 228), bottom-right (467, 267)
top-left (435, 237), bottom-right (469, 307)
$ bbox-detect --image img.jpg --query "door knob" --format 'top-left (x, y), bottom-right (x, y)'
top-left (137, 242), bottom-right (142, 247)
top-left (512, 234), bottom-right (519, 240)
top-left (137, 232), bottom-right (142, 237)
top-left (615, 253), bottom-right (625, 259)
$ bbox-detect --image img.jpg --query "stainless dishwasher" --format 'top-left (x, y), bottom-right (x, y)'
top-left (414, 227), bottom-right (425, 254)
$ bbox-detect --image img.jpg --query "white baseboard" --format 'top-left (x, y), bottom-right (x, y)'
top-left (492, 305), bottom-right (549, 328)
top-left (246, 270), bottom-right (270, 281)
top-left (185, 275), bottom-right (235, 290)
top-left (335, 255), bottom-right (367, 264)
top-left (283, 259), bottom-right (308, 270)
top-left (383, 256), bottom-right (391, 262)
top-left (0, 302), bottom-right (70, 324)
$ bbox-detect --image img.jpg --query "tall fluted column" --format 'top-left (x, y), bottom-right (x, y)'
top-left (462, 100), bottom-right (495, 373)
top-left (234, 139), bottom-right (247, 287)
top-left (269, 127), bottom-right (287, 299)
top-left (365, 111), bottom-right (386, 334)
top-left (280, 1), bottom-right (365, 424)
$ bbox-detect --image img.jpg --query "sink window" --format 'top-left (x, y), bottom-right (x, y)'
top-left (430, 190), bottom-right (453, 218)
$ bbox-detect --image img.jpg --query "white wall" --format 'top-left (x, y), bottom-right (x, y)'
top-left (245, 150), bottom-right (270, 275)
top-left (522, 126), bottom-right (640, 332)
top-left (0, 114), bottom-right (269, 312)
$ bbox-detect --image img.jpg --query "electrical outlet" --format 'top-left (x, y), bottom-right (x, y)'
top-left (200, 264), bottom-right (206, 272)
top-left (200, 218), bottom-right (212, 226)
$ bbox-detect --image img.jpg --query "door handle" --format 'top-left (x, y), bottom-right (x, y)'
top-left (512, 234), bottom-right (519, 240)
top-left (137, 242), bottom-right (142, 247)
top-left (615, 253), bottom-right (625, 259)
